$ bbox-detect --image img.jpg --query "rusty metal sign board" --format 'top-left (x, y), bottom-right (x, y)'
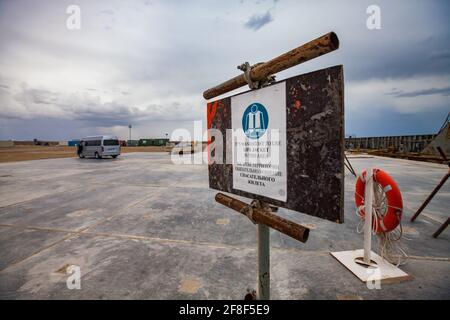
top-left (207, 65), bottom-right (344, 223)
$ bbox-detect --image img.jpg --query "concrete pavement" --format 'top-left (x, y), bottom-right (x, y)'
top-left (0, 152), bottom-right (448, 299)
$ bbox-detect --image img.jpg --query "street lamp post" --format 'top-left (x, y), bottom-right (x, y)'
top-left (128, 125), bottom-right (132, 143)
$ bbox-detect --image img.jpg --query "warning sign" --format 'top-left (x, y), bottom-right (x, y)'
top-left (231, 82), bottom-right (287, 201)
top-left (207, 65), bottom-right (344, 223)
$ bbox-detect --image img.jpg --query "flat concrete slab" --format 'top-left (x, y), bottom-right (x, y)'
top-left (0, 153), bottom-right (448, 299)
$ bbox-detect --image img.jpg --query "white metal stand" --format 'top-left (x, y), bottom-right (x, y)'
top-left (363, 167), bottom-right (374, 264)
top-left (331, 168), bottom-right (411, 284)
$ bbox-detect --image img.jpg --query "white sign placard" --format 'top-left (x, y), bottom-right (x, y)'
top-left (231, 82), bottom-right (287, 202)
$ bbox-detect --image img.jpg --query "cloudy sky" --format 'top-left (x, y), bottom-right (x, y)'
top-left (0, 0), bottom-right (449, 140)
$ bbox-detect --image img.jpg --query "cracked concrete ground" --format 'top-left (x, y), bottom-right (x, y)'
top-left (0, 152), bottom-right (448, 299)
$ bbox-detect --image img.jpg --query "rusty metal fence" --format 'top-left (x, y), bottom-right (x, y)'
top-left (345, 134), bottom-right (436, 153)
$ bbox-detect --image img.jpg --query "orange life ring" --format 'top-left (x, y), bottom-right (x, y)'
top-left (355, 168), bottom-right (403, 233)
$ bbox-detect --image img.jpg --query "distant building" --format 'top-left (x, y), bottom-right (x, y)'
top-left (127, 140), bottom-right (139, 147)
top-left (138, 138), bottom-right (170, 147)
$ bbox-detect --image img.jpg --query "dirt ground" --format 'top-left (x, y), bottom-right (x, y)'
top-left (0, 145), bottom-right (170, 163)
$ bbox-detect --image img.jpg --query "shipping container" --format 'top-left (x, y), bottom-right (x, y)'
top-left (68, 140), bottom-right (81, 146)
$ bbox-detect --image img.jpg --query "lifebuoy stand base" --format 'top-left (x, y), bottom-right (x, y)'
top-left (330, 249), bottom-right (412, 284)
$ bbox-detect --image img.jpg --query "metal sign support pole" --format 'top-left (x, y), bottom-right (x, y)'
top-left (257, 223), bottom-right (270, 300)
top-left (214, 193), bottom-right (310, 299)
top-left (207, 33), bottom-right (338, 299)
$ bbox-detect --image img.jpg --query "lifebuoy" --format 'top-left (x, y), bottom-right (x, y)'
top-left (355, 168), bottom-right (403, 233)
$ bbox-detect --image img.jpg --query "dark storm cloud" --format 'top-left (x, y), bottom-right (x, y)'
top-left (66, 102), bottom-right (199, 128)
top-left (244, 11), bottom-right (273, 30)
top-left (0, 0), bottom-right (449, 139)
top-left (388, 86), bottom-right (450, 98)
top-left (73, 101), bottom-right (197, 123)
top-left (0, 84), bottom-right (199, 128)
top-left (336, 33), bottom-right (450, 81)
top-left (428, 50), bottom-right (450, 61)
top-left (345, 104), bottom-right (449, 137)
top-left (71, 105), bottom-right (142, 126)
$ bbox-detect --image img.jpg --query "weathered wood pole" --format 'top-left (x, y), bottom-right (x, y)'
top-left (203, 32), bottom-right (339, 100)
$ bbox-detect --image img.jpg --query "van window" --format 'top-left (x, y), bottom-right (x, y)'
top-left (103, 139), bottom-right (119, 146)
top-left (85, 140), bottom-right (101, 146)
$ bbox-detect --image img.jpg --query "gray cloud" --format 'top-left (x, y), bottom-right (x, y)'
top-left (244, 11), bottom-right (273, 30)
top-left (336, 33), bottom-right (450, 82)
top-left (20, 88), bottom-right (59, 105)
top-left (429, 50), bottom-right (450, 61)
top-left (70, 103), bottom-right (196, 126)
top-left (0, 0), bottom-right (450, 139)
top-left (388, 87), bottom-right (450, 98)
top-left (0, 85), bottom-right (200, 128)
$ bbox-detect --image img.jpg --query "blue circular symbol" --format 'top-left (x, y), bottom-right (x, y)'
top-left (242, 103), bottom-right (269, 139)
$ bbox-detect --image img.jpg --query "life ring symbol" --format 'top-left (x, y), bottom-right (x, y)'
top-left (355, 169), bottom-right (403, 233)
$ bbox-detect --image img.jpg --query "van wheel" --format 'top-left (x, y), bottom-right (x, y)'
top-left (112, 155), bottom-right (118, 159)
top-left (95, 152), bottom-right (101, 159)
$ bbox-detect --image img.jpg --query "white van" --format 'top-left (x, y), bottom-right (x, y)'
top-left (77, 135), bottom-right (121, 159)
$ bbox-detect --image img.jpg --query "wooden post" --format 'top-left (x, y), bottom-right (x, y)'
top-left (203, 32), bottom-right (339, 100)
